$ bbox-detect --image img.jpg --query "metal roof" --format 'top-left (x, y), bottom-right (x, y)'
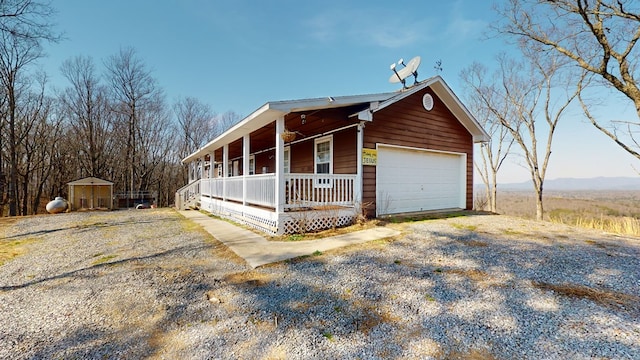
top-left (182, 76), bottom-right (489, 163)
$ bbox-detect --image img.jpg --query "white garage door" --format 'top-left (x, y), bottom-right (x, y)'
top-left (376, 146), bottom-right (466, 216)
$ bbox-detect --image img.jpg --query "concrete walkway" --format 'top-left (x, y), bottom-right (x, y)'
top-left (178, 210), bottom-right (400, 268)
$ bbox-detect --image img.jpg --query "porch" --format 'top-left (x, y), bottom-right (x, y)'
top-left (177, 99), bottom-right (378, 235)
top-left (176, 173), bottom-right (359, 235)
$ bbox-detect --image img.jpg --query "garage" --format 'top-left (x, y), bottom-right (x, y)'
top-left (376, 145), bottom-right (466, 216)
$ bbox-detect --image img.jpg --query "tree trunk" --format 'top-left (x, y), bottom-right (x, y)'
top-left (8, 92), bottom-right (17, 216)
top-left (535, 188), bottom-right (544, 221)
top-left (20, 177), bottom-right (28, 215)
top-left (490, 172), bottom-right (498, 213)
top-left (0, 114), bottom-right (5, 216)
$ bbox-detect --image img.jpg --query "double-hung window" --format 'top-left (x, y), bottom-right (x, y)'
top-left (314, 135), bottom-right (332, 187)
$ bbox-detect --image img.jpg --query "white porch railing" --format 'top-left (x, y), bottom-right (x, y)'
top-left (247, 174), bottom-right (276, 207)
top-left (175, 179), bottom-right (201, 209)
top-left (284, 174), bottom-right (356, 209)
top-left (181, 173), bottom-right (356, 210)
top-left (202, 176), bottom-right (272, 205)
top-left (225, 177), bottom-right (244, 202)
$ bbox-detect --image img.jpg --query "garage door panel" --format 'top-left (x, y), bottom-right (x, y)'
top-left (377, 146), bottom-right (465, 215)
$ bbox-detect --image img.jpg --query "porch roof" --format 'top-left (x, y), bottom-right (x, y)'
top-left (183, 76), bottom-right (489, 163)
top-left (182, 91), bottom-right (396, 163)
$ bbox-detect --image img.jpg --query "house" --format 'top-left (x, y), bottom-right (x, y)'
top-left (68, 177), bottom-right (114, 210)
top-left (177, 76), bottom-right (489, 235)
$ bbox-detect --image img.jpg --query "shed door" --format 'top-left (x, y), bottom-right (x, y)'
top-left (376, 146), bottom-right (465, 216)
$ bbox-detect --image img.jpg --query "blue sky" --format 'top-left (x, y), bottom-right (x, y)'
top-left (39, 0), bottom-right (638, 183)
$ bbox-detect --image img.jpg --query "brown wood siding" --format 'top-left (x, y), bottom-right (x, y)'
top-left (333, 127), bottom-right (357, 174)
top-left (290, 141), bottom-right (313, 173)
top-left (362, 88), bottom-right (474, 216)
top-left (286, 115), bottom-right (358, 175)
top-left (254, 152), bottom-right (273, 174)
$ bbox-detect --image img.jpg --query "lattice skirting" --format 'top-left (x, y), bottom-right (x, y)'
top-left (201, 198), bottom-right (278, 235)
top-left (280, 209), bottom-right (355, 234)
top-left (200, 198), bottom-right (355, 235)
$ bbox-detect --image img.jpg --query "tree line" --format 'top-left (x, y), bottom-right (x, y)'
top-left (3, 1), bottom-right (639, 220)
top-left (0, 1), bottom-right (240, 216)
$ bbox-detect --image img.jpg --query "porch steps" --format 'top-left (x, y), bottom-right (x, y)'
top-left (181, 198), bottom-right (200, 211)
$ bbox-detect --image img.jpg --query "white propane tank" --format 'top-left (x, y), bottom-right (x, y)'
top-left (46, 197), bottom-right (68, 214)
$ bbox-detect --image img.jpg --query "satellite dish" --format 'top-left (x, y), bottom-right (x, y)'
top-left (389, 56), bottom-right (421, 88)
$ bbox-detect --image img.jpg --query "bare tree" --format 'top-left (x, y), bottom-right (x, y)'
top-left (104, 47), bottom-right (163, 199)
top-left (15, 73), bottom-right (57, 214)
top-left (0, 0), bottom-right (58, 41)
top-left (0, 31), bottom-right (43, 215)
top-left (461, 62), bottom-right (514, 212)
top-left (174, 96), bottom-right (217, 183)
top-left (495, 0), bottom-right (640, 161)
top-left (59, 55), bottom-right (113, 179)
top-left (215, 110), bottom-right (242, 136)
top-left (135, 95), bottom-right (172, 193)
top-left (466, 53), bottom-right (578, 220)
top-left (174, 97), bottom-right (217, 155)
top-left (0, 0), bottom-right (57, 216)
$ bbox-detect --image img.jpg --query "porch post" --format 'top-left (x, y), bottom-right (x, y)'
top-left (208, 152), bottom-right (213, 197)
top-left (209, 153), bottom-right (213, 180)
top-left (275, 117), bottom-right (285, 213)
top-left (242, 134), bottom-right (250, 206)
top-left (355, 122), bottom-right (364, 205)
top-left (223, 144), bottom-right (229, 201)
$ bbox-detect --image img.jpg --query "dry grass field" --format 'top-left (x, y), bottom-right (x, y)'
top-left (493, 190), bottom-right (640, 236)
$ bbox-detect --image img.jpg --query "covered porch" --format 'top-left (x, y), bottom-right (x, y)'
top-left (177, 96), bottom-right (385, 235)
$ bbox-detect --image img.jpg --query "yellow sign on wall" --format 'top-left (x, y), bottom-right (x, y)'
top-left (362, 148), bottom-right (377, 166)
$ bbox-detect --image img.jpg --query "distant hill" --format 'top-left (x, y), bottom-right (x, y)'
top-left (497, 177), bottom-right (640, 191)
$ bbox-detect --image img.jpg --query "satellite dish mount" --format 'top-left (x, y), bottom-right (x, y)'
top-left (388, 56), bottom-right (421, 89)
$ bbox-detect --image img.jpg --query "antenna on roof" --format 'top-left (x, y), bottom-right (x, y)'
top-left (388, 56), bottom-right (421, 89)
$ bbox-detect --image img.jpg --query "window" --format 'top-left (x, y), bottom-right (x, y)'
top-left (314, 135), bottom-right (332, 187)
top-left (249, 155), bottom-right (255, 175)
top-left (283, 147), bottom-right (290, 174)
top-left (229, 160), bottom-right (240, 177)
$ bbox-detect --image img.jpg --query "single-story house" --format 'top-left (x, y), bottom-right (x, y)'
top-left (177, 75), bottom-right (489, 235)
top-left (68, 177), bottom-right (114, 210)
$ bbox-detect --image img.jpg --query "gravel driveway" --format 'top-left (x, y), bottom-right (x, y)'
top-left (0, 209), bottom-right (638, 359)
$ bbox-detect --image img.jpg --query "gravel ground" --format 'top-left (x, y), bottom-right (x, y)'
top-left (0, 209), bottom-right (639, 359)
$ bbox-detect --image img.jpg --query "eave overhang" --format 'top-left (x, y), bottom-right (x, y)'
top-left (182, 92), bottom-right (396, 163)
top-left (369, 76), bottom-right (490, 143)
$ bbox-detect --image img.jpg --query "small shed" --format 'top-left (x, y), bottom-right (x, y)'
top-left (67, 177), bottom-right (114, 210)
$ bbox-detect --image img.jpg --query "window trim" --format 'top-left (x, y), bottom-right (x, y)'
top-left (314, 135), bottom-right (333, 188)
top-left (249, 154), bottom-right (255, 175)
top-left (283, 146), bottom-right (291, 174)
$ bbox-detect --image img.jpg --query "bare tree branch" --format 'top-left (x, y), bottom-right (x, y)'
top-left (494, 0), bottom-right (640, 161)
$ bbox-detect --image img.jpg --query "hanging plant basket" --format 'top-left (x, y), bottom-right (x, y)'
top-left (281, 129), bottom-right (296, 142)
